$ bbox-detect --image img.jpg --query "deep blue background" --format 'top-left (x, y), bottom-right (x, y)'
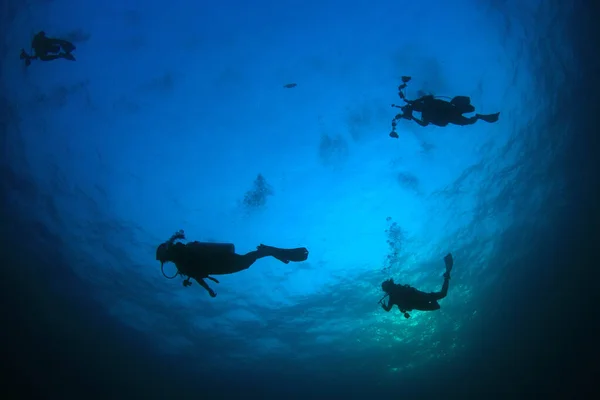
top-left (1, 0), bottom-right (598, 398)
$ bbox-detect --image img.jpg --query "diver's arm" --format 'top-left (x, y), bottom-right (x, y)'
top-left (381, 300), bottom-right (393, 312)
top-left (195, 277), bottom-right (217, 297)
top-left (207, 276), bottom-right (220, 283)
top-left (412, 117), bottom-right (429, 127)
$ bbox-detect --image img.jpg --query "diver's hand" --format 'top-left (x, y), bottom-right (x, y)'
top-left (209, 290), bottom-right (217, 298)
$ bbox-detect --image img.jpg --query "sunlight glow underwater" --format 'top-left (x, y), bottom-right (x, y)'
top-left (2, 0), bottom-right (572, 376)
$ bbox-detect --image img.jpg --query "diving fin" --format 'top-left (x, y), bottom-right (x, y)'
top-left (477, 112), bottom-right (500, 123)
top-left (258, 245), bottom-right (309, 263)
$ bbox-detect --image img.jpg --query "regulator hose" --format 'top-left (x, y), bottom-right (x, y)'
top-left (161, 263), bottom-right (179, 279)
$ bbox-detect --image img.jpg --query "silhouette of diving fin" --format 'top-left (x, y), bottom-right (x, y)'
top-left (478, 112), bottom-right (500, 123)
top-left (281, 247), bottom-right (309, 262)
top-left (258, 245), bottom-right (309, 263)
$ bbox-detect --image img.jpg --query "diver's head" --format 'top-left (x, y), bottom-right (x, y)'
top-left (155, 242), bottom-right (171, 265)
top-left (381, 278), bottom-right (394, 293)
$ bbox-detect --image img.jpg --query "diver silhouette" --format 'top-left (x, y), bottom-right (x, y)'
top-left (390, 76), bottom-right (500, 138)
top-left (20, 31), bottom-right (76, 67)
top-left (155, 230), bottom-right (309, 297)
top-left (379, 253), bottom-right (454, 318)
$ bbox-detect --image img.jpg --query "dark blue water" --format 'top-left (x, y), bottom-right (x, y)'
top-left (1, 0), bottom-right (598, 398)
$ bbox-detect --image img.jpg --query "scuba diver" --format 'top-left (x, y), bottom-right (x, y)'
top-left (20, 31), bottom-right (76, 67)
top-left (155, 230), bottom-right (309, 298)
top-left (379, 253), bottom-right (454, 318)
top-left (389, 76), bottom-right (500, 138)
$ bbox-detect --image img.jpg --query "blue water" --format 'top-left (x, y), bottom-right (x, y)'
top-left (1, 0), bottom-right (598, 398)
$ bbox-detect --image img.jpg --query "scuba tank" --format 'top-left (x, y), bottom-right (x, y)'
top-left (450, 96), bottom-right (475, 113)
top-left (187, 241), bottom-right (235, 255)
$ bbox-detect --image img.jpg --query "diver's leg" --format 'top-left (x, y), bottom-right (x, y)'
top-left (213, 246), bottom-right (308, 275)
top-left (59, 40), bottom-right (76, 53)
top-left (49, 38), bottom-right (75, 50)
top-left (413, 301), bottom-right (441, 311)
top-left (61, 53), bottom-right (76, 61)
top-left (422, 275), bottom-right (450, 302)
top-left (193, 277), bottom-right (217, 297)
top-left (454, 115), bottom-right (478, 126)
top-left (38, 53), bottom-right (75, 61)
top-left (237, 244), bottom-right (308, 266)
top-left (197, 251), bottom-right (260, 276)
top-left (220, 251), bottom-right (262, 274)
top-left (438, 276), bottom-right (450, 298)
top-left (38, 54), bottom-right (63, 61)
top-left (43, 44), bottom-right (61, 53)
top-left (53, 39), bottom-right (72, 47)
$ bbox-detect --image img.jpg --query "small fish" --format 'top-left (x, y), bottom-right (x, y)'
top-left (283, 83), bottom-right (297, 88)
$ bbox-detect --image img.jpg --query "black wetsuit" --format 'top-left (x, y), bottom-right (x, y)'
top-left (169, 242), bottom-right (258, 278)
top-left (391, 94), bottom-right (499, 135)
top-left (409, 95), bottom-right (499, 127)
top-left (165, 242), bottom-right (309, 297)
top-left (21, 31), bottom-right (76, 65)
top-left (382, 275), bottom-right (450, 314)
